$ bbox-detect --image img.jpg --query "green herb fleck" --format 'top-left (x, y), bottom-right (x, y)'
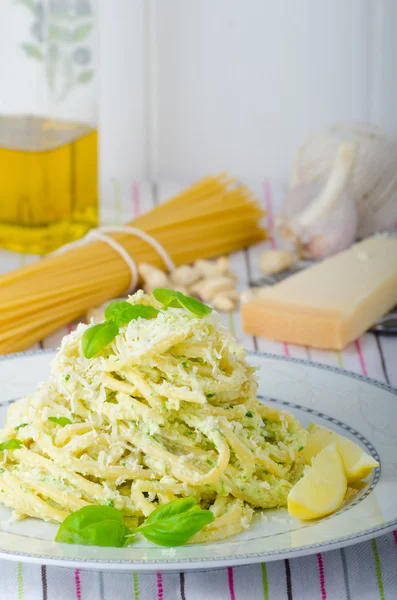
top-left (298, 446), bottom-right (304, 452)
top-left (15, 423), bottom-right (28, 430)
top-left (105, 500), bottom-right (114, 507)
top-left (182, 361), bottom-right (189, 368)
top-left (0, 439), bottom-right (23, 452)
top-left (206, 393), bottom-right (215, 398)
top-left (48, 417), bottom-right (72, 427)
top-left (245, 411), bottom-right (254, 418)
top-left (65, 374), bottom-right (70, 381)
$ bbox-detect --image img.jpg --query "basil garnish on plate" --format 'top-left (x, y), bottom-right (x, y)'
top-left (130, 497), bottom-right (214, 547)
top-left (55, 505), bottom-right (131, 547)
top-left (55, 497), bottom-right (214, 548)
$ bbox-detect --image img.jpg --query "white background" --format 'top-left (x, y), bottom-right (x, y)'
top-left (0, 1), bottom-right (97, 124)
top-left (1, 0), bottom-right (396, 187)
top-left (99, 0), bottom-right (397, 187)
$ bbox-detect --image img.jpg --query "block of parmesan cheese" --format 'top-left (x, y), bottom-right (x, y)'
top-left (242, 236), bottom-right (397, 350)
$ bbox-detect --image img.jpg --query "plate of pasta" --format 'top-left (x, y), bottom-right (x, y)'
top-left (0, 289), bottom-right (395, 572)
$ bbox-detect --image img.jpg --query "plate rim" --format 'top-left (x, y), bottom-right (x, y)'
top-left (0, 348), bottom-right (395, 571)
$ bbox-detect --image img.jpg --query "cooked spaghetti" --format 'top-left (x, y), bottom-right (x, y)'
top-left (0, 291), bottom-right (306, 542)
top-left (0, 175), bottom-right (266, 354)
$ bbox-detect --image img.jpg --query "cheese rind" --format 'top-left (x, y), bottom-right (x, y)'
top-left (242, 236), bottom-right (397, 350)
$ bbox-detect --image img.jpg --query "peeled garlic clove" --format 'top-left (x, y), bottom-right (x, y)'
top-left (172, 284), bottom-right (190, 296)
top-left (220, 289), bottom-right (240, 302)
top-left (170, 265), bottom-right (201, 286)
top-left (195, 259), bottom-right (219, 278)
top-left (138, 262), bottom-right (169, 290)
top-left (259, 250), bottom-right (297, 275)
top-left (189, 281), bottom-right (205, 297)
top-left (212, 293), bottom-right (236, 312)
top-left (199, 277), bottom-right (236, 301)
top-left (216, 256), bottom-right (231, 276)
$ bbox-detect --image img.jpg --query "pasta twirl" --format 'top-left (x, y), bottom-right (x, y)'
top-left (0, 292), bottom-right (306, 542)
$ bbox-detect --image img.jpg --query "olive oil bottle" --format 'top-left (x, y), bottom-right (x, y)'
top-left (0, 115), bottom-right (98, 254)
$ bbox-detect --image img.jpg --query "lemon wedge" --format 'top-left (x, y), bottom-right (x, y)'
top-left (288, 444), bottom-right (347, 520)
top-left (304, 423), bottom-right (379, 483)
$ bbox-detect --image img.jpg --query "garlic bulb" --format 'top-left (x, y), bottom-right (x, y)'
top-left (290, 123), bottom-right (397, 238)
top-left (278, 142), bottom-right (358, 259)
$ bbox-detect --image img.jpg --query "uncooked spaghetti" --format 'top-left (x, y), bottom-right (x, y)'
top-left (0, 175), bottom-right (266, 353)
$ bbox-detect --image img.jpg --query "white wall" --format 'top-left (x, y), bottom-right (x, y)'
top-left (99, 0), bottom-right (397, 185)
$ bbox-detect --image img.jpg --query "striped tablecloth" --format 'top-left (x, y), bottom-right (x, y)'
top-left (0, 180), bottom-right (396, 600)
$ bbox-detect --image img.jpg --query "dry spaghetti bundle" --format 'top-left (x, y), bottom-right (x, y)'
top-left (0, 175), bottom-right (266, 353)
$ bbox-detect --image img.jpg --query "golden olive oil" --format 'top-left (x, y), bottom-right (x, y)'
top-left (0, 115), bottom-right (98, 254)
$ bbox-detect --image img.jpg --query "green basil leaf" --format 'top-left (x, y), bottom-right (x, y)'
top-left (82, 322), bottom-right (119, 358)
top-left (105, 300), bottom-right (158, 326)
top-left (48, 417), bottom-right (72, 427)
top-left (55, 505), bottom-right (130, 547)
top-left (135, 497), bottom-right (214, 546)
top-left (0, 439), bottom-right (23, 451)
top-left (15, 423), bottom-right (28, 430)
top-left (144, 497), bottom-right (197, 524)
top-left (175, 292), bottom-right (212, 316)
top-left (138, 506), bottom-right (214, 546)
top-left (153, 288), bottom-right (212, 316)
top-left (152, 288), bottom-right (180, 308)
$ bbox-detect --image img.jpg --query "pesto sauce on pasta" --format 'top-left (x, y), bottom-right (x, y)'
top-left (0, 290), bottom-right (307, 542)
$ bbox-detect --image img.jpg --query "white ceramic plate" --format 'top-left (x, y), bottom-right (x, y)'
top-left (0, 350), bottom-right (395, 572)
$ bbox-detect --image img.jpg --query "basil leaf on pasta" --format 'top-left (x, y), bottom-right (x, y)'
top-left (82, 322), bottom-right (119, 358)
top-left (175, 292), bottom-right (212, 316)
top-left (152, 288), bottom-right (180, 308)
top-left (105, 300), bottom-right (158, 326)
top-left (153, 288), bottom-right (212, 317)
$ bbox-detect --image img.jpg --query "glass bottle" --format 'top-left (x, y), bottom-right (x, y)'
top-left (0, 0), bottom-right (98, 254)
